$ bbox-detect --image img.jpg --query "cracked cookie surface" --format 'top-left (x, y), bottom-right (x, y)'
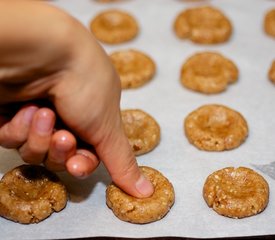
top-left (0, 165), bottom-right (67, 224)
top-left (203, 167), bottom-right (269, 218)
top-left (180, 52), bottom-right (238, 94)
top-left (106, 166), bottom-right (175, 224)
top-left (184, 104), bottom-right (248, 151)
top-left (174, 6), bottom-right (232, 44)
top-left (121, 109), bottom-right (160, 155)
top-left (110, 49), bottom-right (156, 89)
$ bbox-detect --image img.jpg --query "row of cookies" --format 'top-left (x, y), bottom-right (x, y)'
top-left (90, 6), bottom-right (275, 44)
top-left (123, 104), bottom-right (248, 155)
top-left (176, 0), bottom-right (272, 221)
top-left (174, 2), bottom-right (272, 221)
top-left (89, 6), bottom-right (275, 90)
top-left (110, 49), bottom-right (274, 92)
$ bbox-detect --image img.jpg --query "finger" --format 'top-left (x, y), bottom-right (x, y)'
top-left (19, 108), bottom-right (55, 164)
top-left (66, 149), bottom-right (100, 179)
top-left (0, 105), bottom-right (38, 148)
top-left (44, 130), bottom-right (77, 172)
top-left (95, 118), bottom-right (154, 198)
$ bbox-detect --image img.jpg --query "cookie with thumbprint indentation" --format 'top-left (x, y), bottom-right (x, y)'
top-left (174, 6), bottom-right (232, 44)
top-left (264, 9), bottom-right (275, 37)
top-left (110, 49), bottom-right (156, 89)
top-left (184, 104), bottom-right (248, 151)
top-left (180, 52), bottom-right (238, 94)
top-left (0, 165), bottom-right (67, 224)
top-left (203, 167), bottom-right (269, 219)
top-left (90, 9), bottom-right (139, 44)
top-left (268, 60), bottom-right (275, 83)
top-left (121, 109), bottom-right (160, 156)
top-left (106, 166), bottom-right (175, 224)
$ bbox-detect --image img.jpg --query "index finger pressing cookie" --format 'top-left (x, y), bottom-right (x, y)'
top-left (121, 109), bottom-right (161, 156)
top-left (184, 104), bottom-right (248, 151)
top-left (264, 9), bottom-right (275, 38)
top-left (106, 166), bottom-right (175, 224)
top-left (203, 167), bottom-right (269, 219)
top-left (174, 6), bottom-right (232, 44)
top-left (180, 52), bottom-right (238, 94)
top-left (90, 9), bottom-right (139, 44)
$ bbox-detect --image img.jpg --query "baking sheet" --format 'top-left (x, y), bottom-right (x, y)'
top-left (0, 0), bottom-right (275, 239)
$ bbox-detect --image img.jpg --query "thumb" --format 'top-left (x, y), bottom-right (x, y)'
top-left (95, 123), bottom-right (154, 198)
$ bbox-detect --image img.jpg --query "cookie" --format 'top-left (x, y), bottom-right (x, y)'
top-left (174, 6), bottom-right (232, 44)
top-left (180, 52), bottom-right (238, 94)
top-left (0, 165), bottom-right (68, 224)
top-left (110, 49), bottom-right (156, 89)
top-left (121, 109), bottom-right (160, 155)
top-left (184, 104), bottom-right (248, 151)
top-left (268, 60), bottom-right (275, 83)
top-left (90, 9), bottom-right (139, 44)
top-left (106, 166), bottom-right (175, 224)
top-left (203, 167), bottom-right (269, 219)
top-left (264, 9), bottom-right (275, 37)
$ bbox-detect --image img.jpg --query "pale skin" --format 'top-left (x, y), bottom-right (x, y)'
top-left (0, 1), bottom-right (153, 198)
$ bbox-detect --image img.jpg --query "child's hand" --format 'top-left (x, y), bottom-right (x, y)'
top-left (0, 1), bottom-right (153, 198)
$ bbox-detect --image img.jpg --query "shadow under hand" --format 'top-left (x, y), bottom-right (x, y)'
top-left (0, 147), bottom-right (23, 174)
top-left (0, 147), bottom-right (112, 203)
top-left (58, 163), bottom-right (111, 203)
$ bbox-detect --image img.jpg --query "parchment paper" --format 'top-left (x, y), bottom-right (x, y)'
top-left (0, 0), bottom-right (275, 239)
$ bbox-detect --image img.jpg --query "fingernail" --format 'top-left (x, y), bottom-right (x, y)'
top-left (72, 166), bottom-right (86, 179)
top-left (66, 155), bottom-right (92, 180)
top-left (135, 174), bottom-right (154, 197)
top-left (23, 107), bottom-right (37, 124)
top-left (55, 135), bottom-right (72, 152)
top-left (67, 161), bottom-right (85, 178)
top-left (36, 112), bottom-right (53, 133)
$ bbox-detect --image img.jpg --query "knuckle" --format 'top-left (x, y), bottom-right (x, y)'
top-left (0, 125), bottom-right (26, 147)
top-left (111, 157), bottom-right (139, 184)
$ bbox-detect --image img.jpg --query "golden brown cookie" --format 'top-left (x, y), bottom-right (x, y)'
top-left (0, 165), bottom-right (68, 224)
top-left (203, 167), bottom-right (269, 219)
top-left (184, 104), bottom-right (248, 151)
top-left (174, 6), bottom-right (232, 44)
top-left (121, 109), bottom-right (160, 155)
top-left (106, 166), bottom-right (175, 224)
top-left (268, 60), bottom-right (275, 83)
top-left (180, 52), bottom-right (238, 94)
top-left (110, 49), bottom-right (156, 89)
top-left (264, 9), bottom-right (275, 37)
top-left (90, 9), bottom-right (139, 44)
